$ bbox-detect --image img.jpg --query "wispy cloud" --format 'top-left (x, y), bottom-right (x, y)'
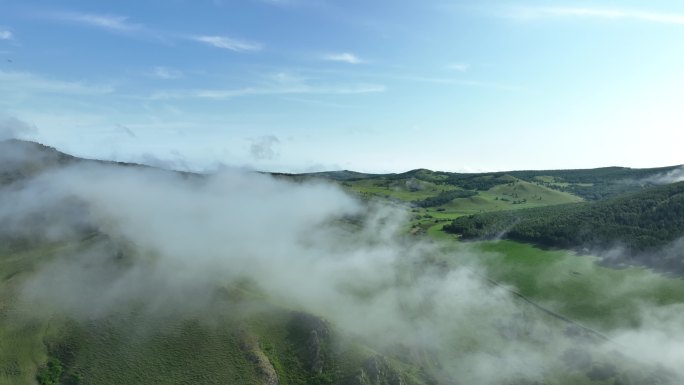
top-left (508, 6), bottom-right (684, 25)
top-left (447, 62), bottom-right (470, 72)
top-left (149, 83), bottom-right (385, 100)
top-left (45, 12), bottom-right (263, 50)
top-left (257, 0), bottom-right (321, 7)
top-left (433, 79), bottom-right (519, 91)
top-left (0, 69), bottom-right (114, 96)
top-left (397, 74), bottom-right (520, 91)
top-left (152, 66), bottom-right (183, 80)
top-left (54, 12), bottom-right (143, 32)
top-left (193, 35), bottom-right (263, 52)
top-left (282, 97), bottom-right (354, 109)
top-left (0, 30), bottom-right (13, 40)
top-left (322, 52), bottom-right (364, 64)
top-left (259, 0), bottom-right (294, 5)
top-left (147, 72), bottom-right (384, 100)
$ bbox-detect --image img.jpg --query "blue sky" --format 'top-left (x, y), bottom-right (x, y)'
top-left (0, 0), bottom-right (683, 172)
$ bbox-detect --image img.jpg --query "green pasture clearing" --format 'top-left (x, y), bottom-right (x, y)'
top-left (448, 240), bottom-right (684, 331)
top-left (439, 180), bottom-right (582, 214)
top-left (399, 178), bottom-right (584, 240)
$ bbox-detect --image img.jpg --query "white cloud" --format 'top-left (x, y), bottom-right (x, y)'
top-left (194, 35), bottom-right (263, 52)
top-left (447, 62), bottom-right (470, 72)
top-left (0, 30), bottom-right (13, 40)
top-left (152, 66), bottom-right (183, 80)
top-left (322, 52), bottom-right (364, 64)
top-left (55, 12), bottom-right (142, 32)
top-left (509, 6), bottom-right (684, 25)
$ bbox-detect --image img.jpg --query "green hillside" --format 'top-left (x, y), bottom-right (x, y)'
top-left (305, 164), bottom-right (681, 240)
top-left (445, 181), bottom-right (684, 272)
top-left (0, 238), bottom-right (434, 385)
top-left (2, 140), bottom-right (684, 385)
top-left (3, 237), bottom-right (681, 385)
top-left (305, 165), bottom-right (682, 202)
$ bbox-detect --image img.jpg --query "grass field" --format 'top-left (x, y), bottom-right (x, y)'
top-left (0, 241), bottom-right (432, 385)
top-left (2, 142), bottom-right (682, 384)
top-left (443, 240), bottom-right (684, 331)
top-left (439, 180), bottom-right (583, 214)
top-left (0, 243), bottom-right (81, 385)
top-left (342, 176), bottom-right (584, 239)
top-left (2, 236), bottom-right (682, 384)
top-left (353, 174), bottom-right (684, 355)
top-left (0, 178), bottom-right (679, 385)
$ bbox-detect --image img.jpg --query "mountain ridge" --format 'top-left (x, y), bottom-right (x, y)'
top-left (3, 139), bottom-right (681, 182)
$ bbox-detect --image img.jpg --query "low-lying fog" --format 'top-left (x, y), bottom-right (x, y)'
top-left (1, 155), bottom-right (682, 384)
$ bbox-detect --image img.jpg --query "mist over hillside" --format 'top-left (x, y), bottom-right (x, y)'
top-left (0, 140), bottom-right (683, 385)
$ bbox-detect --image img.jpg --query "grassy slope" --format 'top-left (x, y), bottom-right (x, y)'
top-left (2, 237), bottom-right (682, 385)
top-left (444, 181), bottom-right (684, 265)
top-left (454, 241), bottom-right (684, 330)
top-left (2, 141), bottom-right (682, 384)
top-left (395, 179), bottom-right (583, 240)
top-left (6, 237), bottom-right (679, 385)
top-left (440, 180), bottom-right (583, 214)
top-left (0, 241), bottom-right (431, 385)
top-left (0, 243), bottom-right (76, 385)
top-left (49, 316), bottom-right (263, 385)
top-left (347, 176), bottom-right (684, 384)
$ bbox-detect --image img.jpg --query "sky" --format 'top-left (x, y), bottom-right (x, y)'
top-left (0, 0), bottom-right (683, 173)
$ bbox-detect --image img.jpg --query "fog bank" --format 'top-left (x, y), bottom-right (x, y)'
top-left (1, 159), bottom-right (682, 384)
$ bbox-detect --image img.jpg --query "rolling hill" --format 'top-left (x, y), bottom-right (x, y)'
top-left (1, 139), bottom-right (684, 385)
top-left (444, 181), bottom-right (684, 272)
